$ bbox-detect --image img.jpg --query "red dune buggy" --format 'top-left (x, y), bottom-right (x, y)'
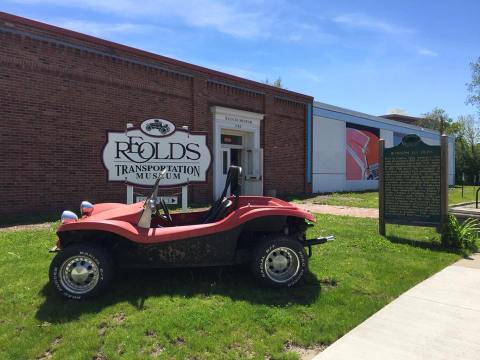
top-left (49, 167), bottom-right (333, 299)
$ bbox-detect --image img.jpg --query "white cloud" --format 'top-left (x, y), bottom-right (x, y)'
top-left (283, 23), bottom-right (336, 44)
top-left (10, 0), bottom-right (270, 39)
top-left (50, 19), bottom-right (156, 37)
top-left (10, 0), bottom-right (338, 42)
top-left (188, 61), bottom-right (324, 86)
top-left (417, 47), bottom-right (438, 57)
top-left (333, 13), bottom-right (415, 35)
top-left (197, 61), bottom-right (267, 81)
top-left (291, 68), bottom-right (323, 83)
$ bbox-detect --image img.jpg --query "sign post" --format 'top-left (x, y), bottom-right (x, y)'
top-left (126, 185), bottom-right (134, 205)
top-left (378, 134), bottom-right (448, 234)
top-left (181, 125), bottom-right (189, 212)
top-left (182, 185), bottom-right (188, 212)
top-left (125, 123), bottom-right (134, 205)
top-left (378, 139), bottom-right (385, 236)
top-left (440, 134), bottom-right (448, 227)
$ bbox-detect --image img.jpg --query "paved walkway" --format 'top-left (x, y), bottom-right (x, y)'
top-left (293, 203), bottom-right (378, 218)
top-left (314, 254), bottom-right (480, 360)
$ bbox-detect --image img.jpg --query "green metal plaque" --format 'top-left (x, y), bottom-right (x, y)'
top-left (383, 134), bottom-right (441, 226)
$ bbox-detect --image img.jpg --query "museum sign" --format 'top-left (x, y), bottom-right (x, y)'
top-left (102, 119), bottom-right (211, 187)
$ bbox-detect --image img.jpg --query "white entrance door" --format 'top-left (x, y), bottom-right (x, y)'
top-left (242, 148), bottom-right (263, 196)
top-left (217, 142), bottom-right (264, 198)
top-left (211, 106), bottom-right (264, 200)
top-left (219, 146), bottom-right (263, 197)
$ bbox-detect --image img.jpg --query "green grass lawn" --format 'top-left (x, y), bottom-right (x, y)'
top-left (448, 185), bottom-right (480, 206)
top-left (0, 215), bottom-right (459, 359)
top-left (289, 185), bottom-right (478, 209)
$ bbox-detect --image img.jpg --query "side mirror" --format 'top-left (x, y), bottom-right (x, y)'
top-left (148, 199), bottom-right (156, 210)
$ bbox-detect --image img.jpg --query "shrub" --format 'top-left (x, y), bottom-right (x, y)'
top-left (442, 214), bottom-right (479, 252)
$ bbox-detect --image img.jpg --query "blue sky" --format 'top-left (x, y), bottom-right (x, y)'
top-left (2, 0), bottom-right (479, 118)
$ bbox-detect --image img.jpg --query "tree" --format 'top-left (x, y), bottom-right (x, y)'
top-left (459, 115), bottom-right (480, 150)
top-left (263, 77), bottom-right (285, 89)
top-left (420, 107), bottom-right (460, 135)
top-left (420, 108), bottom-right (480, 184)
top-left (467, 57), bottom-right (480, 114)
top-left (455, 115), bottom-right (480, 184)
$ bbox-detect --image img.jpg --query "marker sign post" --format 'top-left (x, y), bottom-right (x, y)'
top-left (102, 119), bottom-right (211, 211)
top-left (379, 134), bottom-right (448, 235)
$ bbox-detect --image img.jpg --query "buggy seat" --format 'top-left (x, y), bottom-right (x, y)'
top-left (202, 166), bottom-right (242, 223)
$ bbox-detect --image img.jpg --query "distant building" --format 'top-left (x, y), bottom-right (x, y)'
top-left (381, 113), bottom-right (423, 126)
top-left (312, 102), bottom-right (455, 193)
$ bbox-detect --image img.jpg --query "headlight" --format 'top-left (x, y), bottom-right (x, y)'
top-left (80, 201), bottom-right (94, 216)
top-left (61, 210), bottom-right (78, 224)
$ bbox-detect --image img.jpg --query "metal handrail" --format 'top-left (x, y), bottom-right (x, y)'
top-left (476, 187), bottom-right (480, 208)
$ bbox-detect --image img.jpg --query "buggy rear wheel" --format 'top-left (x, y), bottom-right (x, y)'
top-left (251, 235), bottom-right (307, 288)
top-left (49, 243), bottom-right (113, 300)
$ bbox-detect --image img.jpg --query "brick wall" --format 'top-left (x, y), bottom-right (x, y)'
top-left (0, 12), bottom-right (313, 217)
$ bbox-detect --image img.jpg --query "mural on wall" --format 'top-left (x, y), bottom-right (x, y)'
top-left (346, 123), bottom-right (380, 180)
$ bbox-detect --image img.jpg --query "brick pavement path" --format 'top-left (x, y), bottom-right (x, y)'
top-left (293, 203), bottom-right (378, 218)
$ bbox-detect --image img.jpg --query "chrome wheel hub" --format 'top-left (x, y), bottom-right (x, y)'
top-left (264, 247), bottom-right (300, 283)
top-left (59, 255), bottom-right (99, 294)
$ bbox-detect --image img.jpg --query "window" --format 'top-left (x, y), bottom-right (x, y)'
top-left (221, 134), bottom-right (242, 145)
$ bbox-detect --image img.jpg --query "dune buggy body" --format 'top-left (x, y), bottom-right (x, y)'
top-left (56, 196), bottom-right (316, 267)
top-left (49, 167), bottom-right (332, 299)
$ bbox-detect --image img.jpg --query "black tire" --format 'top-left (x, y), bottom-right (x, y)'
top-left (251, 235), bottom-right (307, 288)
top-left (49, 242), bottom-right (113, 300)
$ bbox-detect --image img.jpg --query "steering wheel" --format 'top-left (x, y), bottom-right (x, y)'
top-left (159, 198), bottom-right (173, 223)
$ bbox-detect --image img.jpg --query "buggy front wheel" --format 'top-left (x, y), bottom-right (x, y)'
top-left (49, 243), bottom-right (113, 300)
top-left (251, 236), bottom-right (307, 288)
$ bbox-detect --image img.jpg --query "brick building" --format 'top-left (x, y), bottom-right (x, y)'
top-left (0, 12), bottom-right (313, 217)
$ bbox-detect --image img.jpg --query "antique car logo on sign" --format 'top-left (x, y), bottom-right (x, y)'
top-left (102, 120), bottom-right (211, 187)
top-left (140, 118), bottom-right (175, 137)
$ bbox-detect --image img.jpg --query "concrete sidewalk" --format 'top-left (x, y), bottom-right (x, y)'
top-left (315, 254), bottom-right (480, 360)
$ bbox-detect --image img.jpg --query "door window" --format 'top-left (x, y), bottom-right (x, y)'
top-left (230, 149), bottom-right (242, 167)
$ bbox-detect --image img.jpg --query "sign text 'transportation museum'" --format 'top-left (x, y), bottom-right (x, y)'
top-left (102, 119), bottom-right (211, 187)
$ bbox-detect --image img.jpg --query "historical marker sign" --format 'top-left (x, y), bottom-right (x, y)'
top-left (384, 135), bottom-right (441, 225)
top-left (102, 119), bottom-right (211, 187)
top-left (379, 134), bottom-right (448, 234)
